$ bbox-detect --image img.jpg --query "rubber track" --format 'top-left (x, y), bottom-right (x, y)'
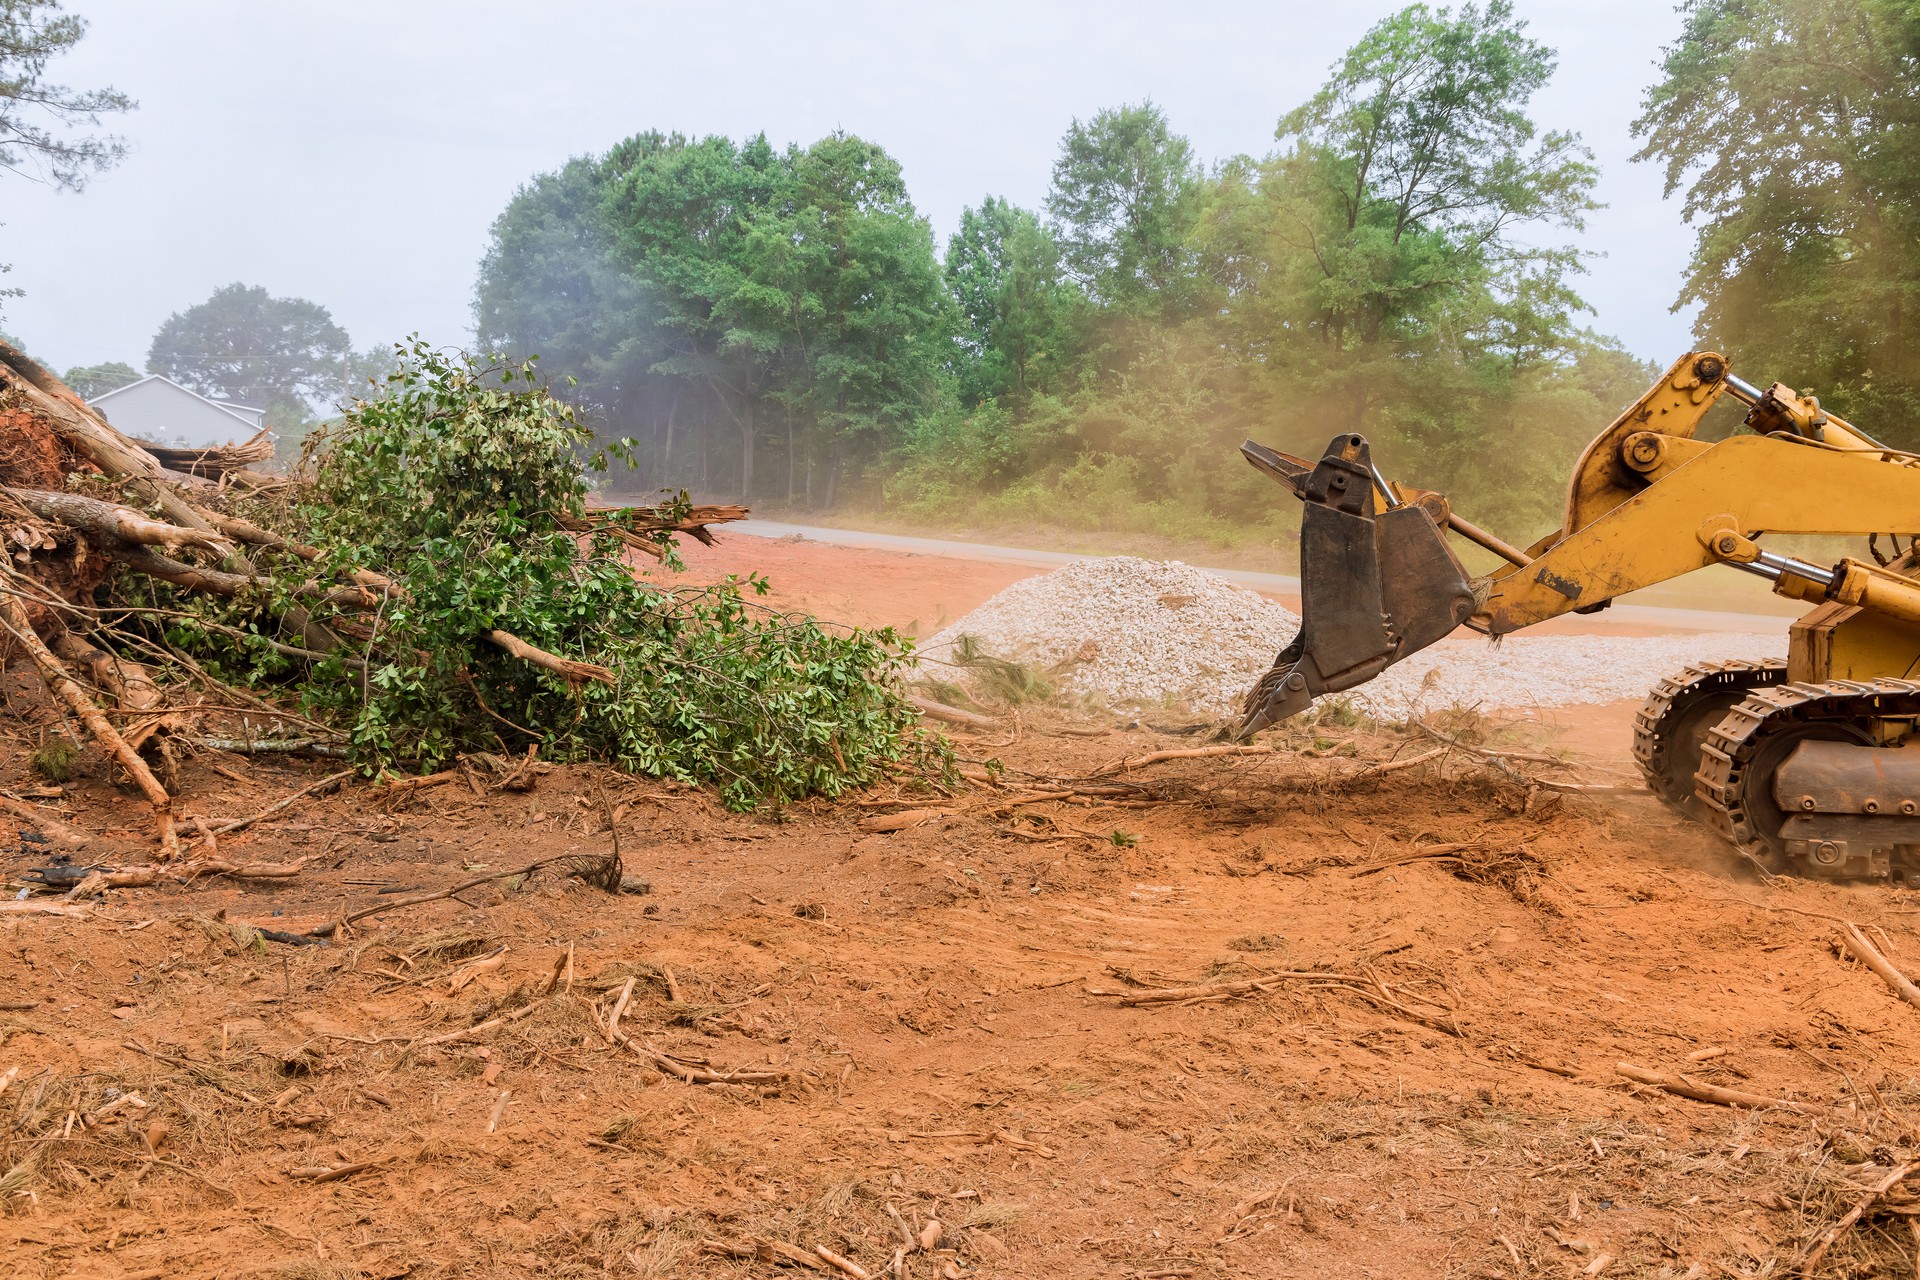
top-left (1631, 658), bottom-right (1786, 810)
top-left (1697, 677), bottom-right (1920, 867)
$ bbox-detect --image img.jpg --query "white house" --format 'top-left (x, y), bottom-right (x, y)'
top-left (87, 375), bottom-right (268, 450)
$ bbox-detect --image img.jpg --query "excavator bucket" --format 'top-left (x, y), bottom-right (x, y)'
top-left (1239, 433), bottom-right (1480, 735)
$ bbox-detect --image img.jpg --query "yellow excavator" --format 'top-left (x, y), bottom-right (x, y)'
top-left (1241, 351), bottom-right (1920, 881)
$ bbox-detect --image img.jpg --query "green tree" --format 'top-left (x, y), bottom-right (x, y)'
top-left (473, 155), bottom-right (663, 447)
top-left (1201, 0), bottom-right (1597, 467)
top-left (1046, 101), bottom-right (1200, 311)
top-left (1635, 0), bottom-right (1920, 436)
top-left (147, 283), bottom-right (351, 425)
top-left (738, 132), bottom-right (954, 503)
top-left (603, 131), bottom-right (790, 499)
top-left (61, 358), bottom-right (137, 398)
top-left (0, 0), bottom-right (134, 316)
top-left (945, 196), bottom-right (1073, 405)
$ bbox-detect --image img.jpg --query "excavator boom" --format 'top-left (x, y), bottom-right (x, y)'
top-left (1242, 352), bottom-right (1920, 881)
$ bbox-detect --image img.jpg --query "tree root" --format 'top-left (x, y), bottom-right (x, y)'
top-left (0, 571), bottom-right (177, 858)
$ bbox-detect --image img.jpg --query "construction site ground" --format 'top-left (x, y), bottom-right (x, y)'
top-left (5, 532), bottom-right (1920, 1280)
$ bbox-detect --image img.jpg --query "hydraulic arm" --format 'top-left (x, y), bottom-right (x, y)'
top-left (1241, 352), bottom-right (1920, 881)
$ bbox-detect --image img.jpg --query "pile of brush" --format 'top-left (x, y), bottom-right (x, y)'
top-left (0, 340), bottom-right (742, 859)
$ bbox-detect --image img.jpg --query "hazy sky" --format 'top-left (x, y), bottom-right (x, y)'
top-left (5, 0), bottom-right (1703, 375)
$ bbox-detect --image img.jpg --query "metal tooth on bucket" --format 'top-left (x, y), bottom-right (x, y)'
top-left (1239, 433), bottom-right (1477, 735)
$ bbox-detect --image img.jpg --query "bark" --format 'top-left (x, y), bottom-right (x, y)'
top-left (662, 393), bottom-right (678, 487)
top-left (484, 630), bottom-right (616, 688)
top-left (51, 631), bottom-right (165, 718)
top-left (108, 542), bottom-right (266, 597)
top-left (4, 487), bottom-right (232, 555)
top-left (739, 398), bottom-right (755, 502)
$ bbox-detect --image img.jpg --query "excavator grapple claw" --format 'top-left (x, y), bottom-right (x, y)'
top-left (1239, 433), bottom-right (1478, 735)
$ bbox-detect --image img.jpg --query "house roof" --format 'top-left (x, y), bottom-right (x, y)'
top-left (88, 374), bottom-right (267, 431)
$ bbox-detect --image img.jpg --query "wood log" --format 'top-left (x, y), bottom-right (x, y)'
top-left (51, 630), bottom-right (177, 750)
top-left (566, 502), bottom-right (749, 546)
top-left (1099, 744), bottom-right (1274, 774)
top-left (106, 541), bottom-right (265, 596)
top-left (858, 808), bottom-right (942, 833)
top-left (0, 901), bottom-right (92, 917)
top-left (12, 505), bottom-right (355, 609)
top-left (202, 512), bottom-right (286, 548)
top-left (907, 694), bottom-right (998, 729)
top-left (0, 794), bottom-right (90, 848)
top-left (219, 467), bottom-right (292, 494)
top-left (51, 632), bottom-right (164, 716)
top-left (3, 487), bottom-right (231, 555)
top-left (1615, 1062), bottom-right (1809, 1112)
top-left (143, 429), bottom-right (273, 478)
top-left (1839, 923), bottom-right (1920, 1010)
top-left (1115, 972), bottom-right (1365, 1005)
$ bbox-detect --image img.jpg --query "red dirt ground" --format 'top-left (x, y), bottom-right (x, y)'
top-left (662, 533), bottom-right (1035, 640)
top-left (5, 537), bottom-right (1919, 1280)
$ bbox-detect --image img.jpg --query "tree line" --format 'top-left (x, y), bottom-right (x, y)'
top-left (475, 1), bottom-right (1650, 538)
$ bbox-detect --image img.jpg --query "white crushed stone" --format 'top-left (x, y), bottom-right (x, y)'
top-left (1337, 632), bottom-right (1786, 721)
top-left (919, 557), bottom-right (1301, 716)
top-left (919, 557), bottom-right (1788, 721)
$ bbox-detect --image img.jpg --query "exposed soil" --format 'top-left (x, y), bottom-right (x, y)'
top-left (7, 539), bottom-right (1919, 1280)
top-left (663, 533), bottom-right (1036, 640)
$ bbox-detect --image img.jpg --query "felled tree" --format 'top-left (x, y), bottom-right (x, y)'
top-left (158, 341), bottom-right (944, 808)
top-left (1, 337), bottom-right (943, 868)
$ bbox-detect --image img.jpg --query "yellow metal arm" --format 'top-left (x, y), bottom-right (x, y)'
top-left (1477, 433), bottom-right (1920, 634)
top-left (1551, 352), bottom-right (1731, 542)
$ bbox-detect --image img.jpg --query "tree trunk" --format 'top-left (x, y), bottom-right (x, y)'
top-left (4, 487), bottom-right (232, 555)
top-left (739, 396), bottom-right (755, 502)
top-left (662, 392), bottom-right (678, 491)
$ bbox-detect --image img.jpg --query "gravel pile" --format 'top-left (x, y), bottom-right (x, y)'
top-left (920, 557), bottom-right (1788, 720)
top-left (919, 557), bottom-right (1300, 715)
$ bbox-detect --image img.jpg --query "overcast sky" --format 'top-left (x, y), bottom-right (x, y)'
top-left (5, 0), bottom-right (1701, 375)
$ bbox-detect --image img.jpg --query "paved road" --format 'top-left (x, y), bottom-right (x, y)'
top-left (730, 519), bottom-right (1792, 635)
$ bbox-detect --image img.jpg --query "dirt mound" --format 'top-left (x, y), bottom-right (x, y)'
top-left (919, 556), bottom-right (1299, 716)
